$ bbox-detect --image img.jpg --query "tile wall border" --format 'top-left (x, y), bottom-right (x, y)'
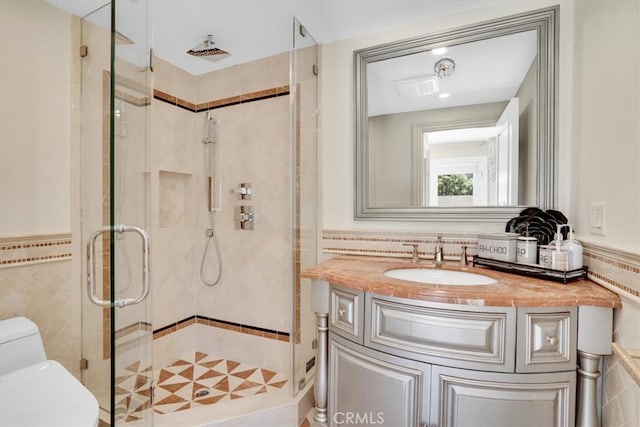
top-left (0, 233), bottom-right (72, 268)
top-left (322, 229), bottom-right (479, 260)
top-left (322, 230), bottom-right (640, 299)
top-left (583, 241), bottom-right (640, 303)
top-left (153, 85), bottom-right (290, 113)
top-left (152, 315), bottom-right (290, 343)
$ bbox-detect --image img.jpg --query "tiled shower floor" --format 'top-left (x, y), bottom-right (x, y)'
top-left (114, 351), bottom-right (288, 422)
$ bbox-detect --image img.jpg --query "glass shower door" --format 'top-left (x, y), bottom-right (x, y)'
top-left (80, 1), bottom-right (153, 425)
top-left (290, 17), bottom-right (319, 397)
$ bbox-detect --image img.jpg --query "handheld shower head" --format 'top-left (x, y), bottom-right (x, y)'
top-left (202, 111), bottom-right (217, 144)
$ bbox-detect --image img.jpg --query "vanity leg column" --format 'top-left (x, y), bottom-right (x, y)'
top-left (314, 312), bottom-right (328, 424)
top-left (577, 350), bottom-right (602, 427)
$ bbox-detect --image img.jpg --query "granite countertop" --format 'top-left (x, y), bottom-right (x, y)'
top-left (301, 255), bottom-right (622, 308)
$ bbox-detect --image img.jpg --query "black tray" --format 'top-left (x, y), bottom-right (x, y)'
top-left (472, 257), bottom-right (587, 284)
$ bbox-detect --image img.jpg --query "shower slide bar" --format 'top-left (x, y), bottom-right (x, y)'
top-left (87, 225), bottom-right (150, 308)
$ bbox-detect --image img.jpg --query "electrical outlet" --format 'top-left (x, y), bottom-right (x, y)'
top-left (305, 356), bottom-right (316, 373)
top-left (590, 203), bottom-right (606, 235)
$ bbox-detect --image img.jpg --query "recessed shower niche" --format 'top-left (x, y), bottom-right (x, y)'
top-left (159, 170), bottom-right (193, 228)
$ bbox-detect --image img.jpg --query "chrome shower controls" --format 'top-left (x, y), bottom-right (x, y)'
top-left (231, 183), bottom-right (252, 200)
top-left (235, 206), bottom-right (255, 230)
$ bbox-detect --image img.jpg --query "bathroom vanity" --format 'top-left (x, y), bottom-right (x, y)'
top-left (302, 256), bottom-right (621, 427)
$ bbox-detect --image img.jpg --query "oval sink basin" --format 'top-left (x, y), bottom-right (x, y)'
top-left (384, 268), bottom-right (497, 286)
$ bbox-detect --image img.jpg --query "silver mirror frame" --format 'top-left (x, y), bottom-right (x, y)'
top-left (355, 6), bottom-right (558, 222)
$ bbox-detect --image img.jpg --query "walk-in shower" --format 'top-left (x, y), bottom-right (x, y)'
top-left (77, 1), bottom-right (318, 425)
top-left (200, 112), bottom-right (223, 286)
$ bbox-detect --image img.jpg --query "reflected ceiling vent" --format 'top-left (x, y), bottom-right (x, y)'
top-left (434, 57), bottom-right (455, 79)
top-left (395, 75), bottom-right (439, 97)
top-left (187, 34), bottom-right (231, 62)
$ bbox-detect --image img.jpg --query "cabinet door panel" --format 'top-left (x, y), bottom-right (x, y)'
top-left (329, 334), bottom-right (429, 427)
top-left (431, 366), bottom-right (575, 427)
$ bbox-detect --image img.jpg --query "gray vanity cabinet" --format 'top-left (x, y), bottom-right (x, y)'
top-left (326, 285), bottom-right (580, 427)
top-left (329, 333), bottom-right (430, 427)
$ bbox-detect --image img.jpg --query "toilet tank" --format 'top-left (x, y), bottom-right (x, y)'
top-left (0, 317), bottom-right (48, 376)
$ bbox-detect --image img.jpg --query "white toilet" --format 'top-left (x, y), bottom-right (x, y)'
top-left (0, 317), bottom-right (99, 427)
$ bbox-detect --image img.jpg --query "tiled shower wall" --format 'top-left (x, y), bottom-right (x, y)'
top-left (150, 54), bottom-right (293, 368)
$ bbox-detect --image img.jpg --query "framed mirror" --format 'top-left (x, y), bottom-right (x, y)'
top-left (355, 6), bottom-right (558, 221)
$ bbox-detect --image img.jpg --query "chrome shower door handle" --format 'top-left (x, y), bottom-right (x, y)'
top-left (87, 224), bottom-right (150, 308)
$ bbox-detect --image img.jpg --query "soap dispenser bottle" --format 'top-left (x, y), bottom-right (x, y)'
top-left (562, 225), bottom-right (583, 270)
top-left (551, 225), bottom-right (568, 271)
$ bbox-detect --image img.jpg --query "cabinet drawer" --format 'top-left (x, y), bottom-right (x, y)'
top-left (516, 307), bottom-right (577, 373)
top-left (329, 285), bottom-right (364, 343)
top-left (366, 294), bottom-right (516, 372)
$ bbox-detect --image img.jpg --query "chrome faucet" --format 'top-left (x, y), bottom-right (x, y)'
top-left (403, 243), bottom-right (420, 263)
top-left (460, 245), bottom-right (468, 267)
top-left (434, 236), bottom-right (444, 266)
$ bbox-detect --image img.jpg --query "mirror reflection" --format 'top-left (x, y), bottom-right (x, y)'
top-left (368, 30), bottom-right (536, 208)
top-left (356, 7), bottom-right (558, 220)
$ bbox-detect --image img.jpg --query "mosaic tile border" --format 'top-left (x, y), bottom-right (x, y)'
top-left (583, 242), bottom-right (640, 302)
top-left (322, 230), bottom-right (640, 299)
top-left (322, 229), bottom-right (479, 260)
top-left (0, 233), bottom-right (72, 268)
top-left (153, 315), bottom-right (290, 343)
top-left (154, 85), bottom-right (290, 113)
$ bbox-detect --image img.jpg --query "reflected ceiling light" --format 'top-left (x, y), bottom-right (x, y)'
top-left (432, 47), bottom-right (447, 55)
top-left (395, 75), bottom-right (439, 97)
top-left (438, 93), bottom-right (450, 99)
top-left (434, 57), bottom-right (455, 79)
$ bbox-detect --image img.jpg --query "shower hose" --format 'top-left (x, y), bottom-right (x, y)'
top-left (200, 211), bottom-right (223, 286)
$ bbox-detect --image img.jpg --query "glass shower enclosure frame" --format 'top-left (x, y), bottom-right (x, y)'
top-left (79, 1), bottom-right (153, 425)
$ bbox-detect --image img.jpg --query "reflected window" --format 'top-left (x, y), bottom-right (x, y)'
top-left (438, 174), bottom-right (473, 196)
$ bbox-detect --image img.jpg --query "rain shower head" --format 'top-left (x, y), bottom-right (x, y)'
top-left (187, 34), bottom-right (230, 63)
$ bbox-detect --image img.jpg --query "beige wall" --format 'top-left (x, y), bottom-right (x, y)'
top-left (0, 0), bottom-right (79, 376)
top-left (319, 0), bottom-right (574, 232)
top-left (571, 0), bottom-right (640, 254)
top-left (571, 1), bottom-right (640, 424)
top-left (0, 0), bottom-right (72, 235)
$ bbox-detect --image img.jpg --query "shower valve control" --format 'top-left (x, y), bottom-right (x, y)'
top-left (231, 183), bottom-right (252, 200)
top-left (235, 206), bottom-right (255, 230)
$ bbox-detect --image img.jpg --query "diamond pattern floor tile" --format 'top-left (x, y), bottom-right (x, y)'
top-left (114, 351), bottom-right (288, 419)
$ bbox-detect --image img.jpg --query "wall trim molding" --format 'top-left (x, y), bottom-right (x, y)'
top-left (0, 233), bottom-right (72, 268)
